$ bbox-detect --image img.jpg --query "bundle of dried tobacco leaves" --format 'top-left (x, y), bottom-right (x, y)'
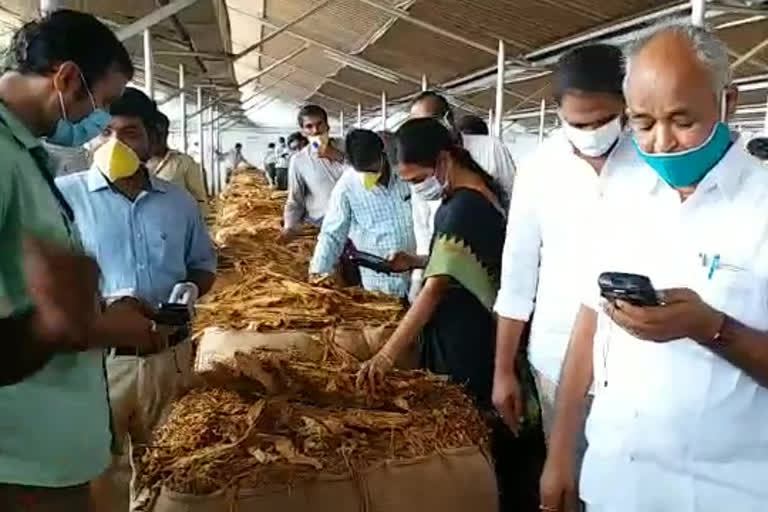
top-left (196, 172), bottom-right (403, 334)
top-left (135, 349), bottom-right (488, 498)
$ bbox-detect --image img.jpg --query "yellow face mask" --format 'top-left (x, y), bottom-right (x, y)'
top-left (93, 137), bottom-right (141, 182)
top-left (360, 171), bottom-right (381, 190)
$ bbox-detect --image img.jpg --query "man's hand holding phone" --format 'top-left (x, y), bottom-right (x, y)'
top-left (599, 273), bottom-right (723, 343)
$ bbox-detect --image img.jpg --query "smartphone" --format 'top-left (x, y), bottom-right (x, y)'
top-left (348, 249), bottom-right (393, 274)
top-left (598, 272), bottom-right (659, 307)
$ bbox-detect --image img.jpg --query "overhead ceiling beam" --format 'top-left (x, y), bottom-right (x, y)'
top-left (257, 17), bottom-right (487, 115)
top-left (709, 2), bottom-right (768, 16)
top-left (353, 0), bottom-right (538, 70)
top-left (187, 44), bottom-right (308, 120)
top-left (117, 0), bottom-right (199, 41)
top-left (731, 37), bottom-right (768, 71)
top-left (233, 0), bottom-right (336, 61)
top-left (728, 47), bottom-right (768, 73)
top-left (238, 52), bottom-right (381, 99)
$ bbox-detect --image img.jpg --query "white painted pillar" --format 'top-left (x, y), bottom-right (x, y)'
top-left (421, 74), bottom-right (428, 92)
top-left (357, 103), bottom-right (362, 128)
top-left (179, 64), bottom-right (187, 153)
top-left (40, 0), bottom-right (66, 15)
top-left (691, 0), bottom-right (706, 27)
top-left (197, 87), bottom-right (207, 195)
top-left (339, 110), bottom-right (345, 137)
top-left (208, 107), bottom-right (216, 195)
top-left (494, 39), bottom-right (505, 139)
top-left (381, 91), bottom-right (387, 131)
top-left (538, 98), bottom-right (546, 143)
top-left (488, 109), bottom-right (494, 136)
top-left (143, 29), bottom-right (154, 99)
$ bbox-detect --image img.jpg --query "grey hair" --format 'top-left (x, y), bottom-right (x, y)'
top-left (623, 20), bottom-right (731, 96)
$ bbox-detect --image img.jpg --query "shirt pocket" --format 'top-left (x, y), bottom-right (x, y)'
top-left (148, 228), bottom-right (186, 273)
top-left (702, 262), bottom-right (767, 329)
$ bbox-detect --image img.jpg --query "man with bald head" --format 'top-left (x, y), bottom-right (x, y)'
top-left (540, 23), bottom-right (768, 512)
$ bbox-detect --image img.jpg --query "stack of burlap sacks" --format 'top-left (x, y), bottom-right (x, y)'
top-left (134, 172), bottom-right (498, 512)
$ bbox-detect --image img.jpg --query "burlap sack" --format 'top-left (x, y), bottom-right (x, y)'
top-left (331, 326), bottom-right (419, 370)
top-left (195, 328), bottom-right (323, 373)
top-left (149, 447), bottom-right (496, 512)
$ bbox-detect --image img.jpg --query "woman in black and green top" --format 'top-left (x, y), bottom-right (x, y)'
top-left (357, 118), bottom-right (544, 511)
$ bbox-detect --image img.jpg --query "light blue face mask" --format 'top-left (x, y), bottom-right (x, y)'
top-left (47, 70), bottom-right (111, 147)
top-left (49, 109), bottom-right (111, 147)
top-left (633, 121), bottom-right (732, 188)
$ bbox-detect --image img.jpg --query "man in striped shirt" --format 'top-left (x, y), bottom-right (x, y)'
top-left (310, 129), bottom-right (415, 298)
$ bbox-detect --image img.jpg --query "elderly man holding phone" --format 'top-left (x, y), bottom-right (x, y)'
top-left (541, 22), bottom-right (768, 512)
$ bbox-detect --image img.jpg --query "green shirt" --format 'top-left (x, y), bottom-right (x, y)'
top-left (0, 102), bottom-right (111, 487)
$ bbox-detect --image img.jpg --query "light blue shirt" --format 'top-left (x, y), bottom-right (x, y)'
top-left (309, 168), bottom-right (415, 297)
top-left (56, 166), bottom-right (216, 306)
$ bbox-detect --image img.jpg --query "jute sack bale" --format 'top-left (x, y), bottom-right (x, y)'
top-left (195, 328), bottom-right (322, 373)
top-left (331, 326), bottom-right (420, 370)
top-left (148, 448), bottom-right (496, 512)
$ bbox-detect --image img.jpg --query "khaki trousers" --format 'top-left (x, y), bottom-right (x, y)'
top-left (91, 341), bottom-right (193, 512)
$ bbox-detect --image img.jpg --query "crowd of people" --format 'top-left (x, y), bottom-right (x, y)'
top-left (2, 7), bottom-right (768, 512)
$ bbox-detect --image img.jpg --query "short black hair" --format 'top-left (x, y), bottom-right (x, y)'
top-left (553, 44), bottom-right (624, 102)
top-left (235, 142), bottom-right (242, 149)
top-left (287, 131), bottom-right (307, 148)
top-left (109, 87), bottom-right (157, 131)
top-left (457, 115), bottom-right (489, 135)
top-left (345, 129), bottom-right (385, 172)
top-left (411, 90), bottom-right (455, 127)
top-left (747, 137), bottom-right (768, 160)
top-left (297, 104), bottom-right (328, 127)
top-left (279, 136), bottom-right (286, 143)
top-left (9, 9), bottom-right (133, 88)
top-left (153, 111), bottom-right (170, 134)
top-left (268, 142), bottom-right (275, 148)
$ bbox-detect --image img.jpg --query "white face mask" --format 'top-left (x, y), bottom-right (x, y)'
top-left (562, 116), bottom-right (622, 157)
top-left (412, 175), bottom-right (444, 201)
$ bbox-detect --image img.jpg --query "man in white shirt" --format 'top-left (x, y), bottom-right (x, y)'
top-left (408, 91), bottom-right (517, 300)
top-left (282, 104), bottom-right (345, 239)
top-left (263, 142), bottom-right (277, 186)
top-left (493, 44), bottom-right (626, 443)
top-left (541, 22), bottom-right (768, 512)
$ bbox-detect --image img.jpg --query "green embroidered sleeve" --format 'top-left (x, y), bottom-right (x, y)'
top-left (424, 233), bottom-right (497, 311)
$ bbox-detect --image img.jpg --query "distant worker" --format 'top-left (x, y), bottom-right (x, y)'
top-left (274, 139), bottom-right (290, 191)
top-left (282, 104), bottom-right (345, 239)
top-left (217, 142), bottom-right (253, 182)
top-left (57, 87), bottom-right (216, 511)
top-left (263, 142), bottom-right (277, 186)
top-left (147, 111), bottom-right (209, 216)
top-left (310, 129), bottom-right (415, 297)
top-left (458, 114), bottom-right (490, 136)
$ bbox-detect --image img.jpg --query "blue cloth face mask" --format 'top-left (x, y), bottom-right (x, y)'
top-left (633, 122), bottom-right (732, 188)
top-left (47, 70), bottom-right (111, 147)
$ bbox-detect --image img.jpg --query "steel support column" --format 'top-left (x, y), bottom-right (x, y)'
top-left (179, 64), bottom-right (187, 153)
top-left (381, 91), bottom-right (388, 131)
top-left (208, 107), bottom-right (216, 195)
top-left (421, 74), bottom-right (428, 91)
top-left (143, 29), bottom-right (154, 99)
top-left (357, 104), bottom-right (362, 127)
top-left (691, 0), bottom-right (706, 27)
top-left (494, 40), bottom-right (505, 138)
top-left (488, 109), bottom-right (494, 131)
top-left (340, 110), bottom-right (345, 138)
top-left (118, 0), bottom-right (198, 41)
top-left (538, 99), bottom-right (546, 143)
top-left (40, 0), bottom-right (67, 15)
top-left (197, 87), bottom-right (208, 194)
